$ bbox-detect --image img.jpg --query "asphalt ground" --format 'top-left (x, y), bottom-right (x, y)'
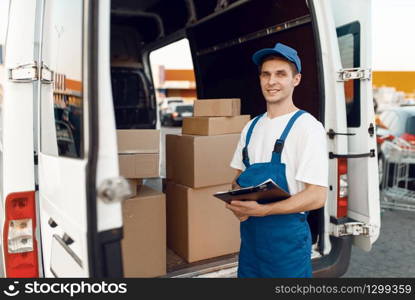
top-left (343, 209), bottom-right (415, 277)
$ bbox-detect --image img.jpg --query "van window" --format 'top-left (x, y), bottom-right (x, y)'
top-left (149, 39), bottom-right (196, 116)
top-left (40, 0), bottom-right (83, 158)
top-left (406, 116), bottom-right (415, 135)
top-left (175, 105), bottom-right (193, 113)
top-left (337, 21), bottom-right (361, 128)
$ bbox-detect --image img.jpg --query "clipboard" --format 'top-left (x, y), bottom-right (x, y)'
top-left (214, 179), bottom-right (290, 204)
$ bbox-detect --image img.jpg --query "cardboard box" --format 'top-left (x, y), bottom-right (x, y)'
top-left (166, 182), bottom-right (240, 263)
top-left (117, 130), bottom-right (160, 153)
top-left (182, 115), bottom-right (250, 136)
top-left (166, 134), bottom-right (240, 188)
top-left (119, 154), bottom-right (159, 179)
top-left (193, 99), bottom-right (240, 117)
top-left (122, 185), bottom-right (166, 277)
top-left (117, 129), bottom-right (160, 179)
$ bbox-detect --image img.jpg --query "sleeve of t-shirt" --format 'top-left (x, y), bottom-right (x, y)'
top-left (230, 122), bottom-right (250, 171)
top-left (295, 119), bottom-right (328, 187)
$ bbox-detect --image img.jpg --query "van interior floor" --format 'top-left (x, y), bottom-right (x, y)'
top-left (164, 248), bottom-right (238, 278)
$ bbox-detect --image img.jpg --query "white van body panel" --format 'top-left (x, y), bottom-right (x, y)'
top-left (331, 0), bottom-right (380, 251)
top-left (2, 0), bottom-right (37, 194)
top-left (38, 158), bottom-right (90, 277)
top-left (0, 0), bottom-right (37, 276)
top-left (96, 0), bottom-right (123, 232)
top-left (311, 0), bottom-right (349, 255)
top-left (37, 0), bottom-right (90, 277)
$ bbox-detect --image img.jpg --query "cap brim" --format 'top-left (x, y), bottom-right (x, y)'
top-left (252, 48), bottom-right (300, 73)
top-left (252, 48), bottom-right (280, 65)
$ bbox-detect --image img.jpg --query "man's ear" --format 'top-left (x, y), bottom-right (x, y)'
top-left (293, 73), bottom-right (302, 87)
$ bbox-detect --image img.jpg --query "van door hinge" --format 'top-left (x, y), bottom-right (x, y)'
top-left (40, 63), bottom-right (54, 83)
top-left (330, 222), bottom-right (375, 237)
top-left (8, 62), bottom-right (53, 83)
top-left (8, 62), bottom-right (38, 82)
top-left (337, 68), bottom-right (371, 82)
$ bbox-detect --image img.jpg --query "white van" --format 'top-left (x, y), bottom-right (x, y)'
top-left (0, 0), bottom-right (380, 278)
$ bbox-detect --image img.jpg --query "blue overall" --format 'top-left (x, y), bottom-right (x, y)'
top-left (236, 110), bottom-right (312, 278)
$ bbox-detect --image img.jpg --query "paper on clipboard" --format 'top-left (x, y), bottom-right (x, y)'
top-left (213, 179), bottom-right (290, 204)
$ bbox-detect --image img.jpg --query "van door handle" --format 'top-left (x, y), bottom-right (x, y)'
top-left (327, 129), bottom-right (356, 139)
top-left (98, 176), bottom-right (132, 203)
top-left (329, 150), bottom-right (376, 159)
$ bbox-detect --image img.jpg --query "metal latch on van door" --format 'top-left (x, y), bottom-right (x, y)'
top-left (330, 222), bottom-right (375, 237)
top-left (8, 61), bottom-right (53, 83)
top-left (337, 68), bottom-right (371, 82)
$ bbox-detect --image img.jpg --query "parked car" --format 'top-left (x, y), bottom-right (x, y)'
top-left (159, 97), bottom-right (184, 123)
top-left (161, 103), bottom-right (193, 126)
top-left (376, 106), bottom-right (415, 188)
top-left (376, 106), bottom-right (415, 143)
top-left (159, 97), bottom-right (184, 109)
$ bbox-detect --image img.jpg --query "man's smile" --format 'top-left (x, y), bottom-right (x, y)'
top-left (266, 88), bottom-right (281, 95)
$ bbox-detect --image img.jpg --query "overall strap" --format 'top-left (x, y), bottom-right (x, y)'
top-left (242, 114), bottom-right (264, 168)
top-left (273, 110), bottom-right (307, 154)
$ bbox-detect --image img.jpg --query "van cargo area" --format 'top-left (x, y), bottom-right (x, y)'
top-left (110, 0), bottom-right (325, 277)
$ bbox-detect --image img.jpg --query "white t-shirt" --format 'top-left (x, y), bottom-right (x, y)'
top-left (230, 110), bottom-right (328, 196)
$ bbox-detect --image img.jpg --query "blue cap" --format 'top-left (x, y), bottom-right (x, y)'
top-left (252, 42), bottom-right (301, 73)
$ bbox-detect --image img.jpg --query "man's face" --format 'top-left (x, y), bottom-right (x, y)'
top-left (259, 58), bottom-right (301, 104)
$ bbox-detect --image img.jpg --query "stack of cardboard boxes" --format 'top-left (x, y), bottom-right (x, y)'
top-left (117, 129), bottom-right (166, 277)
top-left (166, 98), bottom-right (250, 263)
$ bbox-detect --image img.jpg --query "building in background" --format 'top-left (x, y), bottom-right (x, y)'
top-left (152, 64), bottom-right (196, 104)
top-left (373, 71), bottom-right (415, 104)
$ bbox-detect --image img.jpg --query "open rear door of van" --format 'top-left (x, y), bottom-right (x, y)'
top-left (1, 0), bottom-right (39, 278)
top-left (37, 0), bottom-right (124, 277)
top-left (329, 0), bottom-right (380, 251)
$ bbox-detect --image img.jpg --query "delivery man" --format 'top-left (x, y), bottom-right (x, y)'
top-left (226, 43), bottom-right (328, 278)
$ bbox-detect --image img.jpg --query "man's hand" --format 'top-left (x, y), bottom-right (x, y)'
top-left (227, 207), bottom-right (249, 222)
top-left (230, 170), bottom-right (242, 190)
top-left (231, 182), bottom-right (240, 190)
top-left (226, 200), bottom-right (270, 218)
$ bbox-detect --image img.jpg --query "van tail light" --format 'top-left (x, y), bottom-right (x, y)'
top-left (3, 191), bottom-right (39, 277)
top-left (337, 158), bottom-right (348, 218)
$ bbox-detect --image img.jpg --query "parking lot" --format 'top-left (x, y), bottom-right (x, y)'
top-left (343, 208), bottom-right (415, 277)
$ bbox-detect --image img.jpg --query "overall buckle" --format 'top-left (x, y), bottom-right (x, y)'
top-left (273, 139), bottom-right (285, 153)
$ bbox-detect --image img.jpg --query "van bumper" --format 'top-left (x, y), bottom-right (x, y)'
top-left (312, 236), bottom-right (352, 278)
